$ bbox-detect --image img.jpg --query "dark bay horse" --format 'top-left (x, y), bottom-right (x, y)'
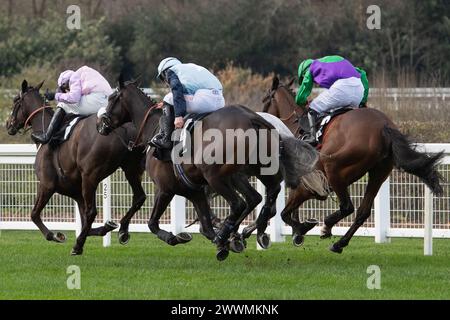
top-left (6, 80), bottom-right (147, 255)
top-left (97, 78), bottom-right (323, 260)
top-left (261, 76), bottom-right (444, 253)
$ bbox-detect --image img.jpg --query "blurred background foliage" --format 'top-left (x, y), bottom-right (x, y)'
top-left (0, 0), bottom-right (449, 143)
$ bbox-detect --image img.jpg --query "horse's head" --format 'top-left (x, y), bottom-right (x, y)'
top-left (6, 80), bottom-right (45, 135)
top-left (262, 76), bottom-right (307, 135)
top-left (97, 74), bottom-right (140, 135)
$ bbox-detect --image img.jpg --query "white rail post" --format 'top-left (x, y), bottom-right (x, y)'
top-left (74, 201), bottom-right (81, 238)
top-left (170, 195), bottom-right (185, 234)
top-left (374, 177), bottom-right (390, 243)
top-left (102, 176), bottom-right (112, 247)
top-left (424, 186), bottom-right (433, 256)
top-left (272, 181), bottom-right (285, 243)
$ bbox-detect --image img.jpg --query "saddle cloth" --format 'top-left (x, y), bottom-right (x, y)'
top-left (50, 114), bottom-right (88, 148)
top-left (300, 107), bottom-right (354, 146)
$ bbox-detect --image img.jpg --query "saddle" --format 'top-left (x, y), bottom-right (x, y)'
top-left (49, 114), bottom-right (88, 148)
top-left (151, 112), bottom-right (212, 190)
top-left (299, 107), bottom-right (354, 148)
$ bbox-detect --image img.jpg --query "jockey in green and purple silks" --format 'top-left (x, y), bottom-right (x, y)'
top-left (295, 55), bottom-right (369, 144)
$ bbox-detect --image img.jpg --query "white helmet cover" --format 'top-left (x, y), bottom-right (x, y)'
top-left (157, 57), bottom-right (181, 79)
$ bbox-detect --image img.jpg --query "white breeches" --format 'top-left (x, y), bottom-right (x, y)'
top-left (58, 92), bottom-right (108, 116)
top-left (310, 77), bottom-right (364, 113)
top-left (163, 89), bottom-right (225, 114)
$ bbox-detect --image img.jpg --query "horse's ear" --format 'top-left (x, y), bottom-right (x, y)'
top-left (118, 73), bottom-right (125, 89)
top-left (21, 80), bottom-right (28, 93)
top-left (35, 80), bottom-right (45, 91)
top-left (287, 77), bottom-right (295, 88)
top-left (271, 75), bottom-right (280, 91)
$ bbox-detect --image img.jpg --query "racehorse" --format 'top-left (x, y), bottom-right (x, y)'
top-left (261, 76), bottom-right (444, 253)
top-left (6, 80), bottom-right (147, 255)
top-left (97, 77), bottom-right (325, 260)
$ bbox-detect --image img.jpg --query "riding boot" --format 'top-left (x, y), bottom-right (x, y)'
top-left (302, 109), bottom-right (318, 145)
top-left (31, 107), bottom-right (66, 144)
top-left (149, 103), bottom-right (175, 149)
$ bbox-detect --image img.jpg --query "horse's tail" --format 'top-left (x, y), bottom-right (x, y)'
top-left (383, 126), bottom-right (444, 196)
top-left (279, 137), bottom-right (329, 196)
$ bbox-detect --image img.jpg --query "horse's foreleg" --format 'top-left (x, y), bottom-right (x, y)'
top-left (321, 183), bottom-right (354, 239)
top-left (72, 184), bottom-right (99, 255)
top-left (206, 176), bottom-right (247, 260)
top-left (148, 190), bottom-right (190, 246)
top-left (31, 185), bottom-right (65, 243)
top-left (118, 165), bottom-right (146, 245)
top-left (245, 175), bottom-right (282, 249)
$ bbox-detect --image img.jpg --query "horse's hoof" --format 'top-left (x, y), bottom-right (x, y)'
top-left (257, 233), bottom-right (271, 249)
top-left (105, 220), bottom-right (119, 231)
top-left (216, 248), bottom-right (229, 261)
top-left (53, 232), bottom-right (66, 243)
top-left (118, 231), bottom-right (130, 245)
top-left (329, 243), bottom-right (343, 254)
top-left (176, 232), bottom-right (193, 244)
top-left (229, 237), bottom-right (245, 253)
top-left (292, 233), bottom-right (304, 247)
top-left (320, 225), bottom-right (332, 239)
top-left (71, 248), bottom-right (83, 256)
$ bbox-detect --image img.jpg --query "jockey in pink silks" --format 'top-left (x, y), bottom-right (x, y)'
top-left (32, 65), bottom-right (113, 144)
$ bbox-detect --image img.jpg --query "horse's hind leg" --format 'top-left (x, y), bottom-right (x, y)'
top-left (330, 163), bottom-right (393, 254)
top-left (31, 185), bottom-right (66, 243)
top-left (280, 186), bottom-right (318, 247)
top-left (117, 164), bottom-right (146, 245)
top-left (242, 174), bottom-right (281, 249)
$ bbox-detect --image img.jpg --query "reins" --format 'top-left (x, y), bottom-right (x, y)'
top-left (129, 102), bottom-right (159, 150)
top-left (24, 105), bottom-right (53, 129)
top-left (279, 110), bottom-right (298, 122)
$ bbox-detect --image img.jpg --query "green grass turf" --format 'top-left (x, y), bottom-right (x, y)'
top-left (0, 230), bottom-right (449, 300)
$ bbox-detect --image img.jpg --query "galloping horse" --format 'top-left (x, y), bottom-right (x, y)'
top-left (6, 80), bottom-right (147, 255)
top-left (261, 76), bottom-right (444, 253)
top-left (97, 77), bottom-right (324, 260)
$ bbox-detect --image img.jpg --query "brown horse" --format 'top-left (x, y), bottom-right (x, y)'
top-left (261, 76), bottom-right (444, 253)
top-left (6, 80), bottom-right (147, 255)
top-left (97, 78), bottom-right (323, 260)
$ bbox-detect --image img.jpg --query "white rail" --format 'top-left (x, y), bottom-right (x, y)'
top-left (0, 143), bottom-right (449, 255)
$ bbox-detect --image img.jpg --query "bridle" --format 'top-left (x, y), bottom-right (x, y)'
top-left (262, 85), bottom-right (306, 121)
top-left (129, 102), bottom-right (159, 150)
top-left (10, 89), bottom-right (51, 133)
top-left (101, 87), bottom-right (159, 150)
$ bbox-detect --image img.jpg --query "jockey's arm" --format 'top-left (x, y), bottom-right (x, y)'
top-left (295, 70), bottom-right (313, 107)
top-left (355, 67), bottom-right (369, 105)
top-left (55, 73), bottom-right (82, 104)
top-left (166, 69), bottom-right (187, 118)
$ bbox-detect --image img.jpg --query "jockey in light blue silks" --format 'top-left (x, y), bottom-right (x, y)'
top-left (295, 55), bottom-right (369, 145)
top-left (150, 57), bottom-right (225, 149)
top-left (32, 66), bottom-right (113, 144)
